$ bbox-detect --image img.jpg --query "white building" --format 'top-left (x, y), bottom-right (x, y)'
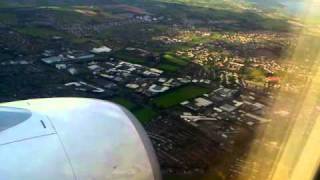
top-left (194, 98), bottom-right (213, 107)
top-left (91, 46), bottom-right (112, 54)
top-left (148, 84), bottom-right (169, 93)
top-left (42, 56), bottom-right (63, 64)
top-left (220, 104), bottom-right (237, 112)
top-left (55, 64), bottom-right (67, 70)
top-left (126, 84), bottom-right (140, 89)
top-left (68, 68), bottom-right (78, 75)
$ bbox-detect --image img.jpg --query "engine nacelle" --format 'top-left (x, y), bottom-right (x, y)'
top-left (0, 98), bottom-right (160, 180)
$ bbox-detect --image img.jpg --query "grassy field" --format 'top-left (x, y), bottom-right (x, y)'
top-left (0, 13), bottom-right (17, 25)
top-left (158, 63), bottom-right (180, 72)
top-left (15, 26), bottom-right (66, 39)
top-left (111, 97), bottom-right (157, 124)
top-left (112, 50), bottom-right (146, 64)
top-left (163, 53), bottom-right (191, 66)
top-left (260, 18), bottom-right (289, 31)
top-left (133, 107), bottom-right (158, 124)
top-left (111, 97), bottom-right (137, 110)
top-left (152, 85), bottom-right (210, 108)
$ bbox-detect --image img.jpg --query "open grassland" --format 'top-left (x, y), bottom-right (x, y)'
top-left (133, 107), bottom-right (158, 124)
top-left (112, 50), bottom-right (146, 64)
top-left (152, 85), bottom-right (210, 108)
top-left (0, 13), bottom-right (17, 25)
top-left (158, 63), bottom-right (180, 72)
top-left (15, 26), bottom-right (66, 38)
top-left (162, 53), bottom-right (191, 66)
top-left (111, 97), bottom-right (137, 110)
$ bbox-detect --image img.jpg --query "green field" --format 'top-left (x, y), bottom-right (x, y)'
top-left (163, 53), bottom-right (191, 66)
top-left (0, 13), bottom-right (17, 25)
top-left (15, 26), bottom-right (66, 39)
top-left (133, 107), bottom-right (158, 124)
top-left (112, 97), bottom-right (137, 110)
top-left (158, 63), bottom-right (180, 72)
top-left (111, 97), bottom-right (157, 124)
top-left (152, 85), bottom-right (211, 108)
top-left (112, 50), bottom-right (146, 64)
top-left (260, 18), bottom-right (289, 31)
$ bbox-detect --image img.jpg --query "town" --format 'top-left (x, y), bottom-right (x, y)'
top-left (0, 0), bottom-right (317, 179)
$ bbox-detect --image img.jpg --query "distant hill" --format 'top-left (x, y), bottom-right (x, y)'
top-left (0, 0), bottom-right (283, 10)
top-left (1, 0), bottom-right (301, 18)
top-left (1, 0), bottom-right (245, 7)
top-left (246, 0), bottom-right (281, 8)
top-left (1, 0), bottom-right (118, 6)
